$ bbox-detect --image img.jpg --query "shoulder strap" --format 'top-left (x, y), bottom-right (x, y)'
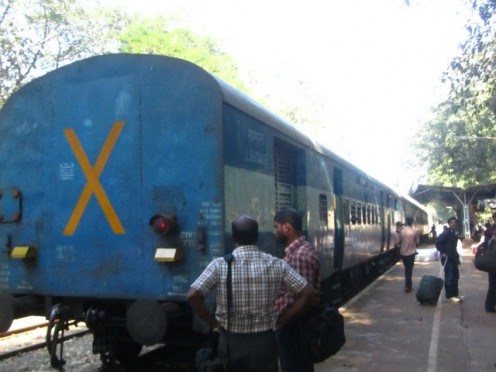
top-left (224, 253), bottom-right (234, 311)
top-left (223, 253), bottom-right (234, 357)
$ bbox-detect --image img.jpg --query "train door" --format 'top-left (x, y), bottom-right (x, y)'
top-left (386, 214), bottom-right (392, 249)
top-left (380, 190), bottom-right (386, 251)
top-left (386, 196), bottom-right (394, 249)
top-left (274, 141), bottom-right (297, 211)
top-left (333, 168), bottom-right (344, 270)
top-left (272, 140), bottom-right (300, 256)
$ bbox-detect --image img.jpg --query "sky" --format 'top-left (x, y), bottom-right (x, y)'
top-left (101, 0), bottom-right (472, 193)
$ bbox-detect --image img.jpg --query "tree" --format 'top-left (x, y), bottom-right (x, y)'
top-left (412, 0), bottom-right (496, 188)
top-left (0, 0), bottom-right (128, 106)
top-left (445, 0), bottom-right (496, 117)
top-left (412, 101), bottom-right (496, 187)
top-left (117, 16), bottom-right (246, 92)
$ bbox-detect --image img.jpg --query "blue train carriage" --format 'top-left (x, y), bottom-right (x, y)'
top-left (221, 69), bottom-right (404, 301)
top-left (328, 165), bottom-right (408, 296)
top-left (0, 54), bottom-right (420, 366)
top-left (0, 54), bottom-right (230, 365)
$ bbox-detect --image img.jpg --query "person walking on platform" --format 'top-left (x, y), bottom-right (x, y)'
top-left (484, 224), bottom-right (496, 312)
top-left (484, 235), bottom-right (496, 313)
top-left (430, 224), bottom-right (437, 239)
top-left (274, 208), bottom-right (320, 372)
top-left (397, 217), bottom-right (419, 293)
top-left (436, 216), bottom-right (462, 302)
top-left (483, 223), bottom-right (493, 244)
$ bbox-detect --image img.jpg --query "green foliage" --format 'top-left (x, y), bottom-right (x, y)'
top-left (444, 0), bottom-right (496, 117)
top-left (0, 0), bottom-right (129, 106)
top-left (118, 17), bottom-right (246, 91)
top-left (413, 101), bottom-right (496, 187)
top-left (413, 0), bottom-right (496, 188)
top-left (0, 3), bottom-right (246, 108)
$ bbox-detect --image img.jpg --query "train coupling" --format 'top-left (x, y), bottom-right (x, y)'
top-left (46, 304), bottom-right (72, 370)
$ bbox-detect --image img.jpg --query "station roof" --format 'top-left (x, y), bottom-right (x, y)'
top-left (410, 183), bottom-right (496, 206)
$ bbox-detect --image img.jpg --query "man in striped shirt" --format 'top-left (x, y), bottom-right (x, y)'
top-left (188, 215), bottom-right (315, 371)
top-left (274, 207), bottom-right (320, 372)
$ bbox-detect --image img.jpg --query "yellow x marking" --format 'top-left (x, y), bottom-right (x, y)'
top-left (63, 121), bottom-right (125, 235)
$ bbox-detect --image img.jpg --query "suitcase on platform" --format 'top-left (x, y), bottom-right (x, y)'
top-left (416, 275), bottom-right (444, 306)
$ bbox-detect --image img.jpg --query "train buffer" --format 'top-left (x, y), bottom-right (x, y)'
top-left (316, 244), bottom-right (496, 372)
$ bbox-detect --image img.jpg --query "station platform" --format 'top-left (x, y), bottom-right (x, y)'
top-left (316, 244), bottom-right (496, 372)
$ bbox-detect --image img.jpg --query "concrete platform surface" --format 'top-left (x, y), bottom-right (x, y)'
top-left (316, 245), bottom-right (496, 372)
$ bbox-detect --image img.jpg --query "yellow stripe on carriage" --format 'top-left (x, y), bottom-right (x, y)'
top-left (63, 121), bottom-right (125, 235)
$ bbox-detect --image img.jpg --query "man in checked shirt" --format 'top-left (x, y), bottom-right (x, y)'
top-left (188, 215), bottom-right (315, 371)
top-left (274, 207), bottom-right (320, 372)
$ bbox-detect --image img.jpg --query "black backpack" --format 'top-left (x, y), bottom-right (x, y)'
top-left (304, 304), bottom-right (346, 363)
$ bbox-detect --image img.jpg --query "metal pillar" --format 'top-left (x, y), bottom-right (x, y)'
top-left (451, 191), bottom-right (471, 238)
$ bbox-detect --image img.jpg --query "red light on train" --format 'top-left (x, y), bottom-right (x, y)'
top-left (149, 215), bottom-right (177, 236)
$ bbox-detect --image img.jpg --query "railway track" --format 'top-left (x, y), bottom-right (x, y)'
top-left (0, 318), bottom-right (49, 338)
top-left (0, 317), bottom-right (197, 370)
top-left (0, 317), bottom-right (89, 361)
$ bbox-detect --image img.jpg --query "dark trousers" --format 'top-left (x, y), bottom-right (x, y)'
top-left (442, 258), bottom-right (460, 298)
top-left (485, 272), bottom-right (496, 311)
top-left (276, 323), bottom-right (314, 372)
top-left (218, 330), bottom-right (278, 372)
top-left (401, 254), bottom-right (416, 289)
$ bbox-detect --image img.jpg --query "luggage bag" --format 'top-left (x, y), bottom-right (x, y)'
top-left (416, 275), bottom-right (444, 306)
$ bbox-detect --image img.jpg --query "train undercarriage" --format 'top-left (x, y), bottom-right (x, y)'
top-left (1, 247), bottom-right (401, 370)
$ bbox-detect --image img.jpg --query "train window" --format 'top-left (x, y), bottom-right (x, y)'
top-left (343, 199), bottom-right (350, 225)
top-left (356, 202), bottom-right (362, 225)
top-left (363, 204), bottom-right (367, 224)
top-left (274, 142), bottom-right (296, 210)
top-left (319, 194), bottom-right (328, 225)
top-left (351, 201), bottom-right (357, 225)
top-left (366, 204), bottom-right (371, 224)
